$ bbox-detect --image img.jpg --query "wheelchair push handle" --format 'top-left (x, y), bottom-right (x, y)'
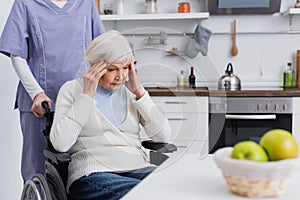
top-left (41, 101), bottom-right (54, 139)
top-left (42, 101), bottom-right (51, 114)
top-left (41, 101), bottom-right (53, 124)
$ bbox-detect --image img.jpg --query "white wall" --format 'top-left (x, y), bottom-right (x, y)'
top-left (1, 0), bottom-right (300, 199)
top-left (102, 0), bottom-right (300, 89)
top-left (0, 0), bottom-right (23, 199)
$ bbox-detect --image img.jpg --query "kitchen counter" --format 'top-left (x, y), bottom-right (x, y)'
top-left (122, 153), bottom-right (300, 200)
top-left (145, 87), bottom-right (209, 96)
top-left (145, 87), bottom-right (300, 97)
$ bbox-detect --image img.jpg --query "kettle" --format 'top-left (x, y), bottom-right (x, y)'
top-left (218, 63), bottom-right (241, 91)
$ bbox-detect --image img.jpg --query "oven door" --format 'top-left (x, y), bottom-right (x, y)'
top-left (209, 113), bottom-right (292, 153)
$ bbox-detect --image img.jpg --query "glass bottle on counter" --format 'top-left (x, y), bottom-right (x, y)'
top-left (177, 70), bottom-right (187, 89)
top-left (183, 70), bottom-right (188, 88)
top-left (283, 62), bottom-right (296, 88)
top-left (189, 66), bottom-right (196, 88)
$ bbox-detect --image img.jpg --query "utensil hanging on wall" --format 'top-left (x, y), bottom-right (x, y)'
top-left (231, 19), bottom-right (238, 56)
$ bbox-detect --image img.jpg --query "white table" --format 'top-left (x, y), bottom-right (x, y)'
top-left (122, 153), bottom-right (300, 200)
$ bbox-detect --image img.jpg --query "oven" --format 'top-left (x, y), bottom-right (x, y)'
top-left (209, 97), bottom-right (293, 153)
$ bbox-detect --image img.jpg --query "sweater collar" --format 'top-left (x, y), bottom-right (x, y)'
top-left (97, 86), bottom-right (115, 97)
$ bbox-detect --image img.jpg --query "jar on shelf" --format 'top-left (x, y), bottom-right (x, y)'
top-left (117, 0), bottom-right (124, 15)
top-left (145, 0), bottom-right (158, 14)
top-left (178, 2), bottom-right (191, 13)
top-left (104, 3), bottom-right (113, 15)
top-left (295, 0), bottom-right (300, 8)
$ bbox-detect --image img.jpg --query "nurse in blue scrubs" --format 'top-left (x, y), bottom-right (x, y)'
top-left (0, 0), bottom-right (105, 182)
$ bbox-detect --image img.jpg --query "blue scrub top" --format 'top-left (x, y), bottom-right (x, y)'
top-left (0, 0), bottom-right (105, 111)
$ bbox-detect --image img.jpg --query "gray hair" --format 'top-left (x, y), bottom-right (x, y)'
top-left (85, 30), bottom-right (133, 64)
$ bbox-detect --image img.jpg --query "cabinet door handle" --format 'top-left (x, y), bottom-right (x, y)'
top-left (165, 101), bottom-right (187, 104)
top-left (168, 118), bottom-right (188, 121)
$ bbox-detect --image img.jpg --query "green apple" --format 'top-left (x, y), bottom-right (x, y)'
top-left (231, 141), bottom-right (268, 162)
top-left (260, 129), bottom-right (298, 161)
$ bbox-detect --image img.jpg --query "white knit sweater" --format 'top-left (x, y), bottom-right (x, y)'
top-left (50, 80), bottom-right (171, 191)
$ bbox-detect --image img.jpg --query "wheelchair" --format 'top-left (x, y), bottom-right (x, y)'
top-left (21, 101), bottom-right (177, 200)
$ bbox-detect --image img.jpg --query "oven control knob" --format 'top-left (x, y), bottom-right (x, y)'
top-left (265, 104), bottom-right (270, 111)
top-left (274, 104), bottom-right (278, 111)
top-left (257, 104), bottom-right (261, 111)
top-left (282, 104), bottom-right (287, 111)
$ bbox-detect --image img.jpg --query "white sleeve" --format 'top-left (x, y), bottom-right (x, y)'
top-left (10, 55), bottom-right (44, 100)
top-left (133, 90), bottom-right (171, 143)
top-left (50, 82), bottom-right (97, 152)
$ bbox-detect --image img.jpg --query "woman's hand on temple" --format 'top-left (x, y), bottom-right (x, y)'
top-left (83, 60), bottom-right (107, 97)
top-left (125, 61), bottom-right (145, 99)
top-left (31, 92), bottom-right (51, 117)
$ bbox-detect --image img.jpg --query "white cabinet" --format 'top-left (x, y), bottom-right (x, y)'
top-left (151, 96), bottom-right (209, 155)
top-left (100, 12), bottom-right (209, 21)
top-left (293, 97), bottom-right (300, 143)
top-left (99, 0), bottom-right (208, 16)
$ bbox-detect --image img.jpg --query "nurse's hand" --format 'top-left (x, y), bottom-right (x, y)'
top-left (125, 61), bottom-right (144, 100)
top-left (31, 92), bottom-right (51, 118)
top-left (83, 60), bottom-right (107, 97)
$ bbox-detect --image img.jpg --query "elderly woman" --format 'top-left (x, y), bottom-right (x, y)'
top-left (50, 30), bottom-right (171, 200)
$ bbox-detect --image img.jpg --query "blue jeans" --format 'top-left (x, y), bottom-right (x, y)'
top-left (69, 166), bottom-right (156, 200)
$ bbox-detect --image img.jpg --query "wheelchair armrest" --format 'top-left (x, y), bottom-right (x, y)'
top-left (142, 140), bottom-right (177, 153)
top-left (44, 148), bottom-right (71, 165)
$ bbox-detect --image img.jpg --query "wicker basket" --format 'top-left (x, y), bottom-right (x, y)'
top-left (223, 172), bottom-right (288, 197)
top-left (214, 147), bottom-right (300, 198)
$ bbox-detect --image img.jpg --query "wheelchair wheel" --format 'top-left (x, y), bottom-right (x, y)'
top-left (45, 161), bottom-right (68, 200)
top-left (21, 173), bottom-right (52, 200)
